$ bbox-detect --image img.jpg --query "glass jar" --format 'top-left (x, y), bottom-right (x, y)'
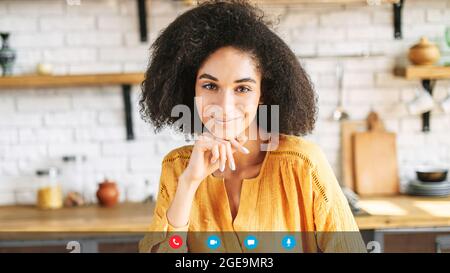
top-left (36, 167), bottom-right (63, 210)
top-left (61, 155), bottom-right (86, 196)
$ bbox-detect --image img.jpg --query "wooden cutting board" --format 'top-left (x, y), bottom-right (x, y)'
top-left (341, 120), bottom-right (366, 190)
top-left (353, 112), bottom-right (399, 196)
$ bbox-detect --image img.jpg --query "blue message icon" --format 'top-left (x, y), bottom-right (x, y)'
top-left (244, 235), bottom-right (258, 250)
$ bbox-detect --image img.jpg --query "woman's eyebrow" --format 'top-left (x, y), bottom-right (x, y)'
top-left (198, 73), bottom-right (256, 84)
top-left (234, 78), bottom-right (256, 84)
top-left (198, 73), bottom-right (218, 81)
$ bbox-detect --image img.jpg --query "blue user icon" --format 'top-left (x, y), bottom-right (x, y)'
top-left (244, 235), bottom-right (258, 250)
top-left (206, 235), bottom-right (221, 250)
top-left (281, 235), bottom-right (296, 250)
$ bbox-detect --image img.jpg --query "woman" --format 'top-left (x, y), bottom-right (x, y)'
top-left (139, 0), bottom-right (365, 253)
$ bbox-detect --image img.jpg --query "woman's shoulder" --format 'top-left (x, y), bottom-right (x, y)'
top-left (272, 134), bottom-right (328, 169)
top-left (162, 144), bottom-right (194, 164)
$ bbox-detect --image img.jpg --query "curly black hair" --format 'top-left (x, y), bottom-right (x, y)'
top-left (139, 0), bottom-right (317, 136)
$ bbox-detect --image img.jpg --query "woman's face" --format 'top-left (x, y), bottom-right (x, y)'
top-left (195, 46), bottom-right (262, 140)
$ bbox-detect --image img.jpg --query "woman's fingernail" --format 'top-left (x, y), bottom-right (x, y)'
top-left (220, 164), bottom-right (225, 172)
top-left (211, 157), bottom-right (217, 163)
top-left (230, 161), bottom-right (235, 171)
top-left (242, 147), bottom-right (250, 154)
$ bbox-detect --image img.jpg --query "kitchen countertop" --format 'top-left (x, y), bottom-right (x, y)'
top-left (0, 195), bottom-right (449, 234)
top-left (0, 202), bottom-right (155, 233)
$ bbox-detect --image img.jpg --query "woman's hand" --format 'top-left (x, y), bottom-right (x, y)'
top-left (180, 132), bottom-right (249, 187)
top-left (167, 132), bottom-right (249, 228)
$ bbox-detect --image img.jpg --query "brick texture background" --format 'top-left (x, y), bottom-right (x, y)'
top-left (0, 0), bottom-right (450, 205)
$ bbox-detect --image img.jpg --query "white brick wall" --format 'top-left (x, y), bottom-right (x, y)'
top-left (0, 0), bottom-right (450, 205)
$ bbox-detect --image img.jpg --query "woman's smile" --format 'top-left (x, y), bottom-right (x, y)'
top-left (213, 116), bottom-right (244, 124)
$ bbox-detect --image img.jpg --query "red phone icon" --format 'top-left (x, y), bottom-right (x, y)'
top-left (169, 235), bottom-right (183, 249)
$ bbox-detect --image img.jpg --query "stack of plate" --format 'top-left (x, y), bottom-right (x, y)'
top-left (407, 180), bottom-right (450, 197)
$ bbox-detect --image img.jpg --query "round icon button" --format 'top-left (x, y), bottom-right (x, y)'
top-left (281, 235), bottom-right (296, 250)
top-left (244, 235), bottom-right (258, 250)
top-left (206, 235), bottom-right (221, 250)
top-left (169, 235), bottom-right (183, 249)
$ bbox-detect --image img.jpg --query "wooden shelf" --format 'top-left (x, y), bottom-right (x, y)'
top-left (394, 65), bottom-right (450, 80)
top-left (0, 73), bottom-right (144, 89)
top-left (189, 0), bottom-right (399, 4)
top-left (0, 73), bottom-right (145, 140)
top-left (186, 0), bottom-right (403, 38)
top-left (253, 0), bottom-right (399, 3)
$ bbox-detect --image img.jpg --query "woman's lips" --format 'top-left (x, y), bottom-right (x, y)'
top-left (214, 116), bottom-right (243, 124)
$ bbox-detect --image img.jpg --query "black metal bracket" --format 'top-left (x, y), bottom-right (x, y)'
top-left (137, 0), bottom-right (148, 42)
top-left (393, 0), bottom-right (404, 39)
top-left (122, 84), bottom-right (135, 141)
top-left (421, 79), bottom-right (436, 133)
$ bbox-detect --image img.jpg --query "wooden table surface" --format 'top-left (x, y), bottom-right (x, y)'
top-left (355, 195), bottom-right (450, 230)
top-left (0, 196), bottom-right (449, 233)
top-left (0, 202), bottom-right (155, 233)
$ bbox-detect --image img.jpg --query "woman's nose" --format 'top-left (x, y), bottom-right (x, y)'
top-left (217, 89), bottom-right (236, 115)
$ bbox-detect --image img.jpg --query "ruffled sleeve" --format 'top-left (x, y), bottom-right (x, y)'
top-left (139, 153), bottom-right (190, 253)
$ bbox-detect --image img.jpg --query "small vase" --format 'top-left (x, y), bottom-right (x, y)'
top-left (96, 179), bottom-right (119, 207)
top-left (408, 37), bottom-right (440, 66)
top-left (0, 33), bottom-right (16, 76)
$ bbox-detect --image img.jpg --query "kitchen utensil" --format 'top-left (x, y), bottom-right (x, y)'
top-left (440, 90), bottom-right (450, 114)
top-left (415, 167), bottom-right (448, 182)
top-left (407, 88), bottom-right (435, 115)
top-left (408, 37), bottom-right (440, 66)
top-left (332, 61), bottom-right (349, 121)
top-left (407, 180), bottom-right (450, 197)
top-left (341, 120), bottom-right (366, 190)
top-left (353, 111), bottom-right (399, 196)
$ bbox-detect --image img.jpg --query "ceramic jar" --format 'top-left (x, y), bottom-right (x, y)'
top-left (96, 179), bottom-right (119, 207)
top-left (408, 37), bottom-right (441, 65)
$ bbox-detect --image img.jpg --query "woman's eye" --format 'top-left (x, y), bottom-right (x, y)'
top-left (236, 86), bottom-right (251, 93)
top-left (202, 83), bottom-right (217, 91)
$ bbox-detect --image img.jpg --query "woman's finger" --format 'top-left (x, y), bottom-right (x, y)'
top-left (210, 144), bottom-right (219, 163)
top-left (236, 133), bottom-right (248, 144)
top-left (219, 143), bottom-right (227, 172)
top-left (229, 138), bottom-right (249, 154)
top-left (225, 142), bottom-right (236, 171)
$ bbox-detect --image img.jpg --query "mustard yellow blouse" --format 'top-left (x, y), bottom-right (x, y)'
top-left (139, 134), bottom-right (366, 253)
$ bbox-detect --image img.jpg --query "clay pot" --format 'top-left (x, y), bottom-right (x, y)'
top-left (96, 179), bottom-right (119, 207)
top-left (408, 37), bottom-right (440, 65)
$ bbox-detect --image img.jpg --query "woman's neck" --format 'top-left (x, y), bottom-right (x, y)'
top-left (234, 135), bottom-right (266, 169)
